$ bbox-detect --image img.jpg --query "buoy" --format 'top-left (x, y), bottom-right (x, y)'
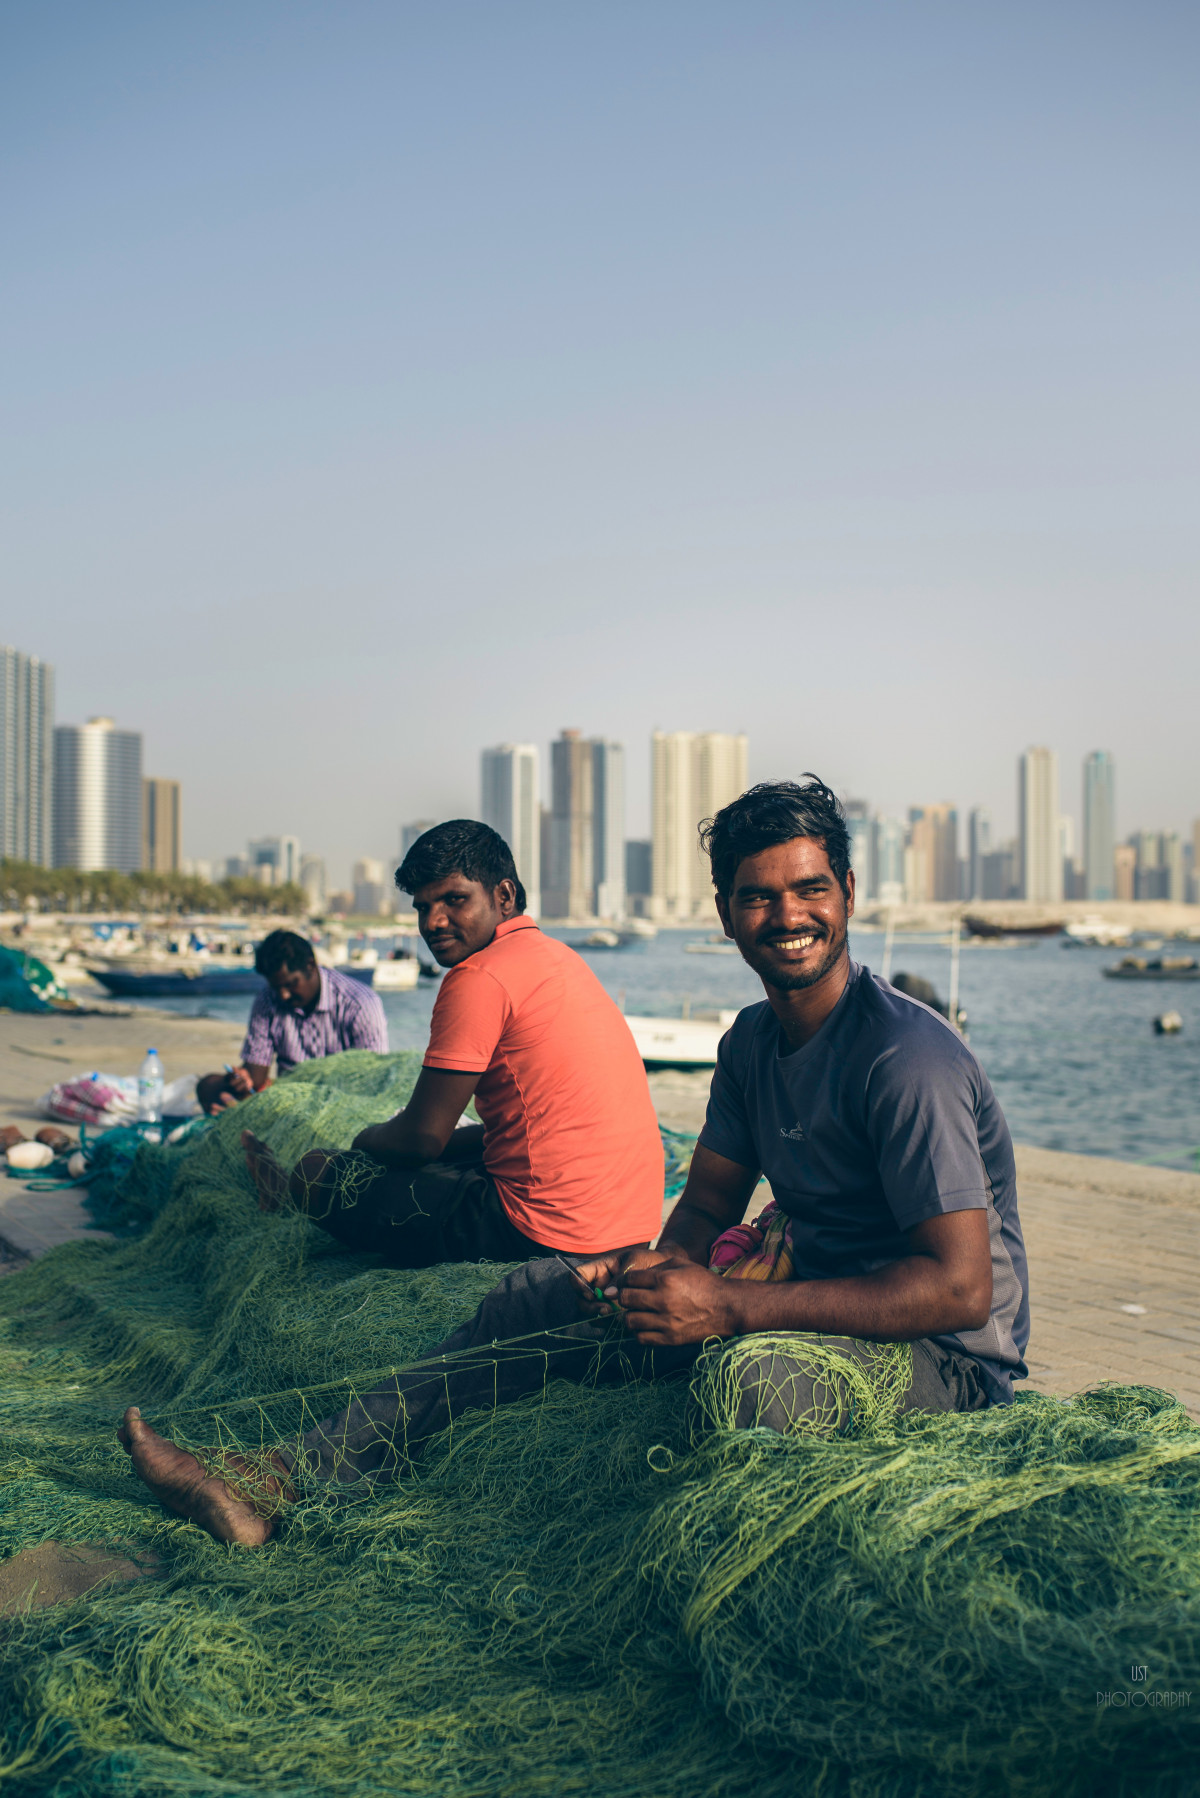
top-left (1154, 1011), bottom-right (1184, 1035)
top-left (67, 1150), bottom-right (89, 1178)
top-left (6, 1141), bottom-right (55, 1170)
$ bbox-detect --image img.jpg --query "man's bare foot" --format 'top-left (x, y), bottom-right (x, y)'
top-left (118, 1407), bottom-right (289, 1546)
top-left (242, 1130), bottom-right (288, 1213)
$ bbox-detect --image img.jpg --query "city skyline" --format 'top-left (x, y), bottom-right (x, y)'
top-left (5, 634), bottom-right (1199, 908)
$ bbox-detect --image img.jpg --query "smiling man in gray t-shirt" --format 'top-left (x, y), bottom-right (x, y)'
top-left (581, 772), bottom-right (1030, 1425)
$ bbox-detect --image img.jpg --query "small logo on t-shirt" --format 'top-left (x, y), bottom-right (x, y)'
top-left (779, 1122), bottom-right (806, 1141)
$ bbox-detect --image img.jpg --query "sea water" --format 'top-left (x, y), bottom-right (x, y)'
top-left (143, 928), bottom-right (1200, 1171)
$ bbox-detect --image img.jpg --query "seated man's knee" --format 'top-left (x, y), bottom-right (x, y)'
top-left (289, 1150), bottom-right (338, 1214)
top-left (704, 1342), bottom-right (829, 1436)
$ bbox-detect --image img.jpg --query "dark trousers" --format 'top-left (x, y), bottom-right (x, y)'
top-left (292, 1257), bottom-right (989, 1489)
top-left (297, 1146), bottom-right (549, 1266)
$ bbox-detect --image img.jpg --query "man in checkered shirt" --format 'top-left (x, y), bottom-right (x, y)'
top-left (196, 931), bottom-right (387, 1113)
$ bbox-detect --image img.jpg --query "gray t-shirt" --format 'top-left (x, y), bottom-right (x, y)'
top-left (697, 961), bottom-right (1029, 1404)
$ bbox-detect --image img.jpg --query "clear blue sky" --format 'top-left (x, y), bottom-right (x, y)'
top-left (4, 1), bottom-right (1196, 879)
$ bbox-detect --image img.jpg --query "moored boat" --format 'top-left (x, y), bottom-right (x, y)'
top-left (1103, 956), bottom-right (1200, 981)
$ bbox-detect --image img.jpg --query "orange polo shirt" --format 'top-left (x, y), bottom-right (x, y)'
top-left (423, 915), bottom-right (664, 1253)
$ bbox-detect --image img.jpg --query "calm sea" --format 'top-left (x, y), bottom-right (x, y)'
top-left (143, 927), bottom-right (1200, 1171)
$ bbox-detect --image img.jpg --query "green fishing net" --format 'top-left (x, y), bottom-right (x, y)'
top-left (0, 1050), bottom-right (1197, 1796)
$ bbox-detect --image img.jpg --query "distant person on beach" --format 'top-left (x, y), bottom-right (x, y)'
top-left (121, 778), bottom-right (1030, 1546)
top-left (239, 819), bottom-right (664, 1267)
top-left (195, 931), bottom-right (388, 1115)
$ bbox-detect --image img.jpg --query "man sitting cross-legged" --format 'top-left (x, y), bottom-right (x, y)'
top-left (119, 776), bottom-right (1029, 1545)
top-left (241, 818), bottom-right (664, 1267)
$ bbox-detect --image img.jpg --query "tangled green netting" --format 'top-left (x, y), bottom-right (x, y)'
top-left (1, 1049), bottom-right (1197, 1796)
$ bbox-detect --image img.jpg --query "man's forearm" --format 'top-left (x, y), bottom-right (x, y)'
top-left (436, 1123), bottom-right (485, 1163)
top-left (717, 1255), bottom-right (991, 1343)
top-left (658, 1199), bottom-right (729, 1265)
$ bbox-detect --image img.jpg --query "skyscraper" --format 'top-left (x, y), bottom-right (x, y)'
top-left (591, 739), bottom-right (625, 919)
top-left (53, 717), bottom-right (143, 873)
top-left (543, 731), bottom-right (593, 919)
top-left (844, 800), bottom-right (874, 901)
top-left (907, 804), bottom-right (959, 902)
top-left (0, 644), bottom-right (55, 867)
top-left (480, 744), bottom-right (540, 916)
top-left (248, 836), bottom-right (301, 886)
top-left (873, 817), bottom-right (905, 904)
top-left (650, 730), bottom-right (748, 921)
top-left (1082, 751), bottom-right (1116, 901)
top-left (967, 807), bottom-right (991, 902)
top-left (1018, 747), bottom-right (1063, 904)
top-left (142, 778), bottom-right (181, 873)
top-left (300, 854), bottom-right (327, 912)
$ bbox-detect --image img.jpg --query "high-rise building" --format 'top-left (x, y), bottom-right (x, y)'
top-left (480, 744), bottom-right (540, 916)
top-left (1018, 747), bottom-right (1063, 904)
top-left (875, 817), bottom-right (905, 905)
top-left (248, 836), bottom-right (301, 887)
top-left (1059, 815), bottom-right (1085, 900)
top-left (591, 739), bottom-right (625, 919)
top-left (981, 841), bottom-right (1019, 900)
top-left (1082, 752), bottom-right (1116, 901)
top-left (400, 819), bottom-right (438, 860)
top-left (650, 730), bottom-right (748, 921)
top-left (907, 804), bottom-right (958, 902)
top-left (0, 645), bottom-right (54, 868)
top-left (53, 717), bottom-right (143, 873)
top-left (844, 800), bottom-right (874, 901)
top-left (300, 854), bottom-right (327, 912)
top-left (543, 730), bottom-right (593, 919)
top-left (1133, 832), bottom-right (1165, 901)
top-left (624, 840), bottom-right (652, 908)
top-left (353, 857), bottom-right (388, 916)
top-left (1114, 843), bottom-right (1137, 901)
top-left (142, 778), bottom-right (181, 873)
top-left (1163, 833), bottom-right (1185, 904)
top-left (967, 807), bottom-right (990, 902)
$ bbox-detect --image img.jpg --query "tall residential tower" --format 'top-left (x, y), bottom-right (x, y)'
top-left (1018, 747), bottom-right (1063, 905)
top-left (0, 645), bottom-right (55, 867)
top-left (53, 717), bottom-right (143, 873)
top-left (1082, 751), bottom-right (1116, 901)
top-left (480, 743), bottom-right (540, 916)
top-left (650, 730), bottom-right (748, 921)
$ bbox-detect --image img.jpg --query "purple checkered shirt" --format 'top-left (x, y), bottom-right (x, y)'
top-left (241, 965), bottom-right (389, 1076)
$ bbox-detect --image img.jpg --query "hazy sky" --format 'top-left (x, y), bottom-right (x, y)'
top-left (5, 2), bottom-right (1197, 881)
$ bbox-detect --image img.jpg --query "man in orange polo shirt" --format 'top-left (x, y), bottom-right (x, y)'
top-left (242, 819), bottom-right (664, 1263)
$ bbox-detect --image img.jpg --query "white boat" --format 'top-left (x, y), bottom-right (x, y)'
top-left (371, 954), bottom-right (421, 990)
top-left (335, 947), bottom-right (421, 990)
top-left (622, 1009), bottom-right (739, 1067)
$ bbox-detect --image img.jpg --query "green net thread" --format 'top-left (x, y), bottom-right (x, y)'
top-left (0, 1050), bottom-right (1197, 1796)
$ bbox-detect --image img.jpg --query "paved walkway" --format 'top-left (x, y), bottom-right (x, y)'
top-left (1015, 1145), bottom-right (1200, 1412)
top-left (0, 1039), bottom-right (1196, 1410)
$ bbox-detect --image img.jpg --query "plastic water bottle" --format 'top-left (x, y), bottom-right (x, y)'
top-left (138, 1048), bottom-right (165, 1127)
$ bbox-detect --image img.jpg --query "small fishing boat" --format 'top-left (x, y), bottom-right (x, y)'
top-left (963, 915), bottom-right (1065, 939)
top-left (90, 960), bottom-right (266, 998)
top-left (1103, 956), bottom-right (1200, 981)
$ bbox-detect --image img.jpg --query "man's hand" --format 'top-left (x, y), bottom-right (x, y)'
top-left (227, 1067), bottom-right (256, 1098)
top-left (614, 1257), bottom-right (740, 1345)
top-left (571, 1246), bottom-right (670, 1318)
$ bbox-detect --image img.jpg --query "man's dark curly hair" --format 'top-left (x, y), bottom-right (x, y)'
top-left (699, 776), bottom-right (853, 900)
top-left (396, 819), bottom-right (527, 911)
top-left (255, 929), bottom-right (317, 978)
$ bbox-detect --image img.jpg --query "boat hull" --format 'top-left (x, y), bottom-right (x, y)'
top-left (91, 967), bottom-right (266, 997)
